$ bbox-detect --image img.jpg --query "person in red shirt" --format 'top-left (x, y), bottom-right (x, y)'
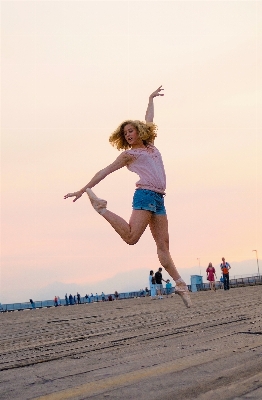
top-left (206, 262), bottom-right (217, 291)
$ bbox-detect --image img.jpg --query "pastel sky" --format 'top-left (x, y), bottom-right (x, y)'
top-left (1, 0), bottom-right (262, 303)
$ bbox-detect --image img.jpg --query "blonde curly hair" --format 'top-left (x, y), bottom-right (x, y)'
top-left (109, 120), bottom-right (158, 150)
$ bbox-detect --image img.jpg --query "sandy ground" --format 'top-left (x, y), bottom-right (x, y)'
top-left (0, 285), bottom-right (262, 400)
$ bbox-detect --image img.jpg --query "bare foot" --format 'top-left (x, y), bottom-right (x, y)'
top-left (86, 188), bottom-right (107, 215)
top-left (175, 283), bottom-right (192, 308)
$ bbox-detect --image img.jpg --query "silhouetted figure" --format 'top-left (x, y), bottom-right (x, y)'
top-left (54, 296), bottom-right (58, 307)
top-left (29, 299), bottom-right (36, 309)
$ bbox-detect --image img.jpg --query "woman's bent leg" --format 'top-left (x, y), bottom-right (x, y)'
top-left (86, 188), bottom-right (152, 245)
top-left (149, 214), bottom-right (192, 308)
top-left (102, 209), bottom-right (151, 244)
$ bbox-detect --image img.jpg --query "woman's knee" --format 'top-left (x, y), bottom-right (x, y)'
top-left (124, 232), bottom-right (141, 245)
top-left (127, 238), bottom-right (139, 246)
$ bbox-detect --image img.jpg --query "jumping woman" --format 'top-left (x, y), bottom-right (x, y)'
top-left (64, 86), bottom-right (192, 308)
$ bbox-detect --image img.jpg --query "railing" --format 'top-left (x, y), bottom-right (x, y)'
top-left (1, 276), bottom-right (261, 312)
top-left (194, 274), bottom-right (262, 292)
top-left (0, 291), bottom-right (154, 312)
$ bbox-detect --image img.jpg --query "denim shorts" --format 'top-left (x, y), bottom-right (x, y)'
top-left (132, 189), bottom-right (166, 215)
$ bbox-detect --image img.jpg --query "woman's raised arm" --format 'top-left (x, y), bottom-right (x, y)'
top-left (64, 152), bottom-right (132, 202)
top-left (145, 85), bottom-right (164, 123)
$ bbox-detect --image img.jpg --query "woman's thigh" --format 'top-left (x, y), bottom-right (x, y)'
top-left (128, 209), bottom-right (152, 242)
top-left (149, 214), bottom-right (169, 249)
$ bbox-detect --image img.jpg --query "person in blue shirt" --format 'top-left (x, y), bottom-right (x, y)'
top-left (220, 257), bottom-right (231, 290)
top-left (165, 279), bottom-right (172, 297)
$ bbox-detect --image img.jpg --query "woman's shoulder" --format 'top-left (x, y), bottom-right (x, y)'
top-left (148, 143), bottom-right (162, 155)
top-left (124, 144), bottom-right (160, 158)
top-left (147, 143), bottom-right (157, 150)
top-left (123, 149), bottom-right (139, 160)
top-left (124, 147), bottom-right (147, 158)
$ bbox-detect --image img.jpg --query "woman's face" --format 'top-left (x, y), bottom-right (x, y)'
top-left (123, 124), bottom-right (144, 148)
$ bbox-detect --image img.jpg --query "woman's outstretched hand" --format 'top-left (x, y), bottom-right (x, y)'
top-left (149, 85), bottom-right (164, 99)
top-left (64, 190), bottom-right (84, 202)
top-left (145, 85), bottom-right (164, 122)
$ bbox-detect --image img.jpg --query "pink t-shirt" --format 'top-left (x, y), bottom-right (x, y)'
top-left (125, 144), bottom-right (166, 194)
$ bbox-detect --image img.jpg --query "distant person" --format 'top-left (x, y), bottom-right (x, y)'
top-left (149, 270), bottom-right (157, 298)
top-left (69, 293), bottom-right (73, 305)
top-left (95, 293), bottom-right (99, 302)
top-left (85, 294), bottom-right (89, 303)
top-left (90, 293), bottom-right (94, 303)
top-left (155, 267), bottom-right (166, 299)
top-left (165, 279), bottom-right (172, 297)
top-left (114, 291), bottom-right (119, 300)
top-left (145, 287), bottom-right (149, 296)
top-left (29, 299), bottom-right (36, 309)
top-left (57, 296), bottom-right (61, 306)
top-left (219, 275), bottom-right (224, 289)
top-left (108, 294), bottom-right (113, 301)
top-left (77, 292), bottom-right (81, 304)
top-left (54, 296), bottom-right (58, 307)
top-left (206, 262), bottom-right (217, 291)
top-left (65, 293), bottom-right (69, 306)
top-left (101, 292), bottom-right (106, 301)
top-left (220, 257), bottom-right (231, 290)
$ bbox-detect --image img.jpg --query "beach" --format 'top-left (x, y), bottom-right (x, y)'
top-left (1, 285), bottom-right (262, 400)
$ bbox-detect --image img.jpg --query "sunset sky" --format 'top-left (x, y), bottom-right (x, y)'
top-left (1, 0), bottom-right (261, 303)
